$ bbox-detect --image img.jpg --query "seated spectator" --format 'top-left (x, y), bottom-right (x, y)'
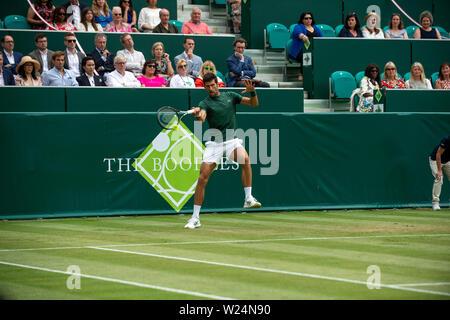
top-left (76, 56), bottom-right (106, 86)
top-left (226, 38), bottom-right (270, 87)
top-left (170, 59), bottom-right (195, 88)
top-left (63, 0), bottom-right (89, 26)
top-left (105, 6), bottom-right (133, 32)
top-left (119, 0), bottom-right (138, 33)
top-left (89, 33), bottom-right (115, 79)
top-left (362, 12), bottom-right (384, 39)
top-left (406, 62), bottom-right (432, 89)
top-left (137, 59), bottom-right (167, 87)
top-left (381, 61), bottom-right (406, 89)
top-left (357, 63), bottom-right (381, 112)
top-left (338, 12), bottom-right (363, 38)
top-left (385, 13), bottom-right (408, 39)
top-left (27, 0), bottom-right (55, 30)
top-left (42, 51), bottom-right (79, 86)
top-left (174, 37), bottom-right (203, 79)
top-left (153, 8), bottom-right (178, 33)
top-left (77, 8), bottom-right (103, 32)
top-left (1, 35), bottom-right (24, 75)
top-left (195, 61), bottom-right (226, 87)
top-left (151, 42), bottom-right (174, 79)
top-left (289, 12), bottom-right (323, 81)
top-left (92, 0), bottom-right (113, 29)
top-left (15, 56), bottom-right (42, 87)
top-left (47, 6), bottom-right (77, 31)
top-left (181, 7), bottom-right (212, 34)
top-left (435, 62), bottom-right (450, 90)
top-left (106, 56), bottom-right (141, 87)
top-left (138, 0), bottom-right (161, 32)
top-left (0, 55), bottom-right (15, 86)
top-left (228, 0), bottom-right (241, 34)
top-left (63, 32), bottom-right (85, 78)
top-left (28, 34), bottom-right (55, 76)
top-left (116, 33), bottom-right (146, 76)
top-left (414, 11), bottom-right (442, 39)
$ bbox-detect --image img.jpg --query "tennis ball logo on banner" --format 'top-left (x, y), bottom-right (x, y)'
top-left (133, 121), bottom-right (205, 212)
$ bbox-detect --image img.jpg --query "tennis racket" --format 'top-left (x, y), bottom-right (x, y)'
top-left (156, 106), bottom-right (196, 130)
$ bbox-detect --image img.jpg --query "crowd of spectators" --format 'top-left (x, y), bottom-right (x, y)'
top-left (1, 3), bottom-right (448, 98)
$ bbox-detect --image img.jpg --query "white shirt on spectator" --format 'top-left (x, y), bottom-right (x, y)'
top-left (405, 79), bottom-right (433, 89)
top-left (362, 29), bottom-right (385, 39)
top-left (106, 69), bottom-right (141, 87)
top-left (0, 70), bottom-right (4, 86)
top-left (4, 51), bottom-right (15, 65)
top-left (40, 50), bottom-right (49, 72)
top-left (116, 49), bottom-right (145, 76)
top-left (138, 7), bottom-right (161, 31)
top-left (67, 3), bottom-right (82, 26)
top-left (77, 22), bottom-right (103, 32)
top-left (170, 74), bottom-right (195, 88)
top-left (67, 50), bottom-right (80, 77)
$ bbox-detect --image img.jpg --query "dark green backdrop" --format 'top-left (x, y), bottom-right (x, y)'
top-left (1, 112), bottom-right (449, 220)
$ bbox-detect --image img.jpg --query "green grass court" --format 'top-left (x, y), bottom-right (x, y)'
top-left (0, 209), bottom-right (449, 300)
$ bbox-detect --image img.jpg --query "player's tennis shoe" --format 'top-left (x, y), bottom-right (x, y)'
top-left (244, 196), bottom-right (262, 209)
top-left (184, 218), bottom-right (201, 229)
top-left (432, 203), bottom-right (441, 211)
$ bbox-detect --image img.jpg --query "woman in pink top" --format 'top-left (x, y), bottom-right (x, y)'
top-left (105, 6), bottom-right (133, 32)
top-left (138, 59), bottom-right (168, 87)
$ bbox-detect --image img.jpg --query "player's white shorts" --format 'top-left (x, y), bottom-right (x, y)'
top-left (202, 138), bottom-right (243, 164)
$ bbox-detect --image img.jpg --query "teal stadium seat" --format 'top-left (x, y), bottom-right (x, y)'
top-left (435, 26), bottom-right (449, 38)
top-left (335, 24), bottom-right (344, 36)
top-left (169, 20), bottom-right (183, 32)
top-left (4, 15), bottom-right (30, 29)
top-left (383, 26), bottom-right (389, 33)
top-left (406, 25), bottom-right (418, 38)
top-left (265, 23), bottom-right (290, 49)
top-left (329, 71), bottom-right (356, 108)
top-left (355, 71), bottom-right (365, 87)
top-left (431, 72), bottom-right (439, 88)
top-left (317, 24), bottom-right (335, 37)
top-left (0, 18), bottom-right (3, 28)
top-left (403, 72), bottom-right (410, 81)
top-left (216, 70), bottom-right (227, 85)
top-left (214, 0), bottom-right (227, 4)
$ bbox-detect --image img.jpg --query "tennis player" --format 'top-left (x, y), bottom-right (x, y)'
top-left (184, 73), bottom-right (262, 229)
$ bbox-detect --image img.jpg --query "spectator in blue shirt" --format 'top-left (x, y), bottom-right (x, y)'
top-left (42, 51), bottom-right (79, 86)
top-left (338, 13), bottom-right (363, 38)
top-left (288, 12), bottom-right (322, 81)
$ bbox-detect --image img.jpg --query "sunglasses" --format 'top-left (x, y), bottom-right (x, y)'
top-left (66, 39), bottom-right (77, 43)
top-left (385, 68), bottom-right (396, 71)
top-left (147, 65), bottom-right (156, 68)
top-left (113, 13), bottom-right (122, 16)
top-left (204, 66), bottom-right (214, 71)
top-left (57, 12), bottom-right (66, 16)
top-left (178, 64), bottom-right (188, 68)
top-left (304, 17), bottom-right (312, 20)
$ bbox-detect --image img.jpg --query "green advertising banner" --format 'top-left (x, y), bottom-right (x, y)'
top-left (1, 112), bottom-right (449, 220)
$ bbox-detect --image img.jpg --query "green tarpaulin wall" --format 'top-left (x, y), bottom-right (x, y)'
top-left (1, 112), bottom-right (449, 220)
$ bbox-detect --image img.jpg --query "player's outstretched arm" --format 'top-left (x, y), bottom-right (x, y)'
top-left (240, 79), bottom-right (259, 107)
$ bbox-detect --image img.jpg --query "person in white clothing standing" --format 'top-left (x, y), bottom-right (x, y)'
top-left (106, 56), bottom-right (140, 87)
top-left (116, 33), bottom-right (146, 76)
top-left (138, 0), bottom-right (161, 32)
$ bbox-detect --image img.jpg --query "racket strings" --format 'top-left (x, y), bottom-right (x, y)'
top-left (158, 109), bottom-right (177, 128)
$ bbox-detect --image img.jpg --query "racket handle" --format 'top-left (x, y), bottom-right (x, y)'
top-left (186, 109), bottom-right (196, 115)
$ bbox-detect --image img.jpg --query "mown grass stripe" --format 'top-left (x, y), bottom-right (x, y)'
top-left (0, 260), bottom-right (234, 300)
top-left (89, 246), bottom-right (450, 297)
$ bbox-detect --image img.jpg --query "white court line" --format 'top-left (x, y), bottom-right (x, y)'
top-left (90, 246), bottom-right (450, 297)
top-left (1, 233), bottom-right (449, 253)
top-left (0, 260), bottom-right (234, 300)
top-left (394, 282), bottom-right (450, 287)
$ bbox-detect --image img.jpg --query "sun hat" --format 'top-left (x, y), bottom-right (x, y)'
top-left (16, 56), bottom-right (41, 73)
